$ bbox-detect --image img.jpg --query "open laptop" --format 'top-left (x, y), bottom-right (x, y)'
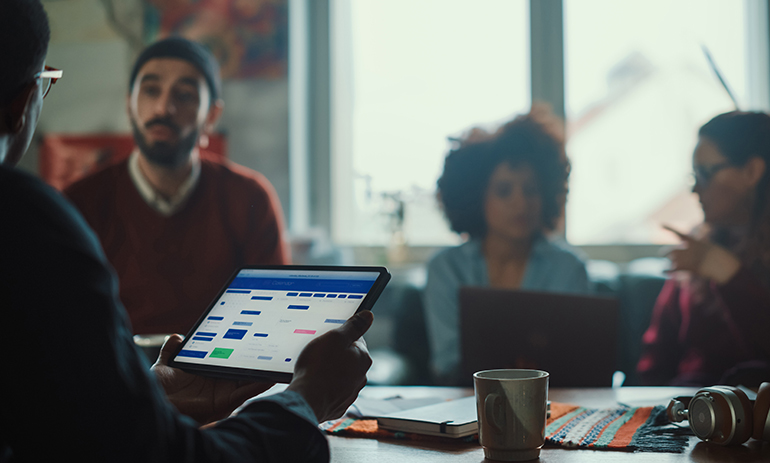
top-left (459, 287), bottom-right (619, 387)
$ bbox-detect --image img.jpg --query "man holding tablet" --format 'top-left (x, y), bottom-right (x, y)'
top-left (0, 1), bottom-right (373, 461)
top-left (168, 266), bottom-right (390, 383)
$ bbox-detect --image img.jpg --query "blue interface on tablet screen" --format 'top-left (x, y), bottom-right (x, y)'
top-left (174, 269), bottom-right (379, 373)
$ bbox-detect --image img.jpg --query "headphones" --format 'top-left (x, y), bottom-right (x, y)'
top-left (666, 382), bottom-right (770, 445)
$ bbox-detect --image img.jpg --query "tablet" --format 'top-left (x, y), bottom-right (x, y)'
top-left (169, 265), bottom-right (391, 382)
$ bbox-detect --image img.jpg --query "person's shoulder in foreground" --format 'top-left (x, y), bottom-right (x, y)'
top-left (0, 165), bottom-right (103, 259)
top-left (0, 164), bottom-right (332, 463)
top-left (0, 2), bottom-right (371, 459)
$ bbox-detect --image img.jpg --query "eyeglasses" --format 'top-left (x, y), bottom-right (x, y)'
top-left (691, 162), bottom-right (732, 187)
top-left (35, 66), bottom-right (62, 99)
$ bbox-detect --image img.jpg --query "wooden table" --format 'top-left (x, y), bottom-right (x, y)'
top-left (327, 386), bottom-right (770, 462)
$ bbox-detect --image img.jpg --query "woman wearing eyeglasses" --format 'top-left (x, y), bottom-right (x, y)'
top-left (638, 111), bottom-right (770, 387)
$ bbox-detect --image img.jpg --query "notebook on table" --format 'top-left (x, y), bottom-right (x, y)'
top-left (459, 288), bottom-right (619, 387)
top-left (375, 396), bottom-right (478, 438)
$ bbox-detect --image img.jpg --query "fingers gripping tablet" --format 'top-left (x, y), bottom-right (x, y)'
top-left (169, 265), bottom-right (390, 382)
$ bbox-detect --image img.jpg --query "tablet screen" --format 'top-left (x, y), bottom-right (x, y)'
top-left (170, 267), bottom-right (386, 378)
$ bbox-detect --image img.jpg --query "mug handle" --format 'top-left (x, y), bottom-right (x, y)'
top-left (485, 393), bottom-right (504, 434)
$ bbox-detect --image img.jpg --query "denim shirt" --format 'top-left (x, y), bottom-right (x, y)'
top-left (423, 237), bottom-right (591, 383)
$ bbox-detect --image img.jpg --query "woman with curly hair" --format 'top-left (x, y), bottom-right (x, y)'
top-left (424, 110), bottom-right (591, 385)
top-left (638, 111), bottom-right (770, 387)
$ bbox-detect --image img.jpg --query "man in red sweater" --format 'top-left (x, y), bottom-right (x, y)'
top-left (3, 3), bottom-right (372, 459)
top-left (66, 38), bottom-right (289, 335)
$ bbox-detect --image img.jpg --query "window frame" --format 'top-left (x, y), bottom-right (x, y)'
top-left (291, 0), bottom-right (770, 262)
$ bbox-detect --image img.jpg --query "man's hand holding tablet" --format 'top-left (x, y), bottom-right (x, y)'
top-left (152, 334), bottom-right (277, 425)
top-left (287, 310), bottom-right (374, 422)
top-left (153, 311), bottom-right (375, 424)
top-left (156, 265), bottom-right (389, 424)
top-left (168, 266), bottom-right (390, 382)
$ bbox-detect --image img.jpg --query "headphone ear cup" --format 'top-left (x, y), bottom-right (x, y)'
top-left (726, 387), bottom-right (754, 445)
top-left (688, 387), bottom-right (753, 445)
top-left (753, 382), bottom-right (770, 442)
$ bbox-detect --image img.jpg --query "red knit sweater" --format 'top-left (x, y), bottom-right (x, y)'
top-left (65, 157), bottom-right (289, 335)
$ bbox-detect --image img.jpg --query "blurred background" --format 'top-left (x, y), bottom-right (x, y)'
top-left (31, 0), bottom-right (770, 385)
top-left (30, 0), bottom-right (770, 262)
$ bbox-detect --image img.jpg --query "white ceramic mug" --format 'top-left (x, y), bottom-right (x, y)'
top-left (474, 369), bottom-right (549, 462)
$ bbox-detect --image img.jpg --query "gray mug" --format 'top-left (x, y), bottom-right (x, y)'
top-left (474, 369), bottom-right (549, 462)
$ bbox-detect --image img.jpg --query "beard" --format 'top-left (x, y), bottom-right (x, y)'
top-left (131, 116), bottom-right (199, 169)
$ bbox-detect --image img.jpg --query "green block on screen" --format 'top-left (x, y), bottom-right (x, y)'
top-left (209, 348), bottom-right (234, 359)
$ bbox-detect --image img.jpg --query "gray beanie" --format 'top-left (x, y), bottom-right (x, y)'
top-left (129, 37), bottom-right (221, 102)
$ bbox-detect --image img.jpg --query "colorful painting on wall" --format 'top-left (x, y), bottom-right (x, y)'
top-left (143, 0), bottom-right (288, 79)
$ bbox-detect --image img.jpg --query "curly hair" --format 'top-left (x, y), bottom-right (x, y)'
top-left (437, 109), bottom-right (570, 239)
top-left (698, 111), bottom-right (770, 270)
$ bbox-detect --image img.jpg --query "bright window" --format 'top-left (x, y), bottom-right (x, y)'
top-left (326, 0), bottom-right (767, 247)
top-left (331, 0), bottom-right (529, 245)
top-left (564, 0), bottom-right (752, 244)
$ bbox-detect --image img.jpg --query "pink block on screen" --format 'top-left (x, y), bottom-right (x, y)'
top-left (294, 329), bottom-right (317, 335)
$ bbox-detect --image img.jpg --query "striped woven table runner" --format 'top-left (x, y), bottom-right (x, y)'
top-left (322, 401), bottom-right (692, 452)
top-left (546, 402), bottom-right (691, 452)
